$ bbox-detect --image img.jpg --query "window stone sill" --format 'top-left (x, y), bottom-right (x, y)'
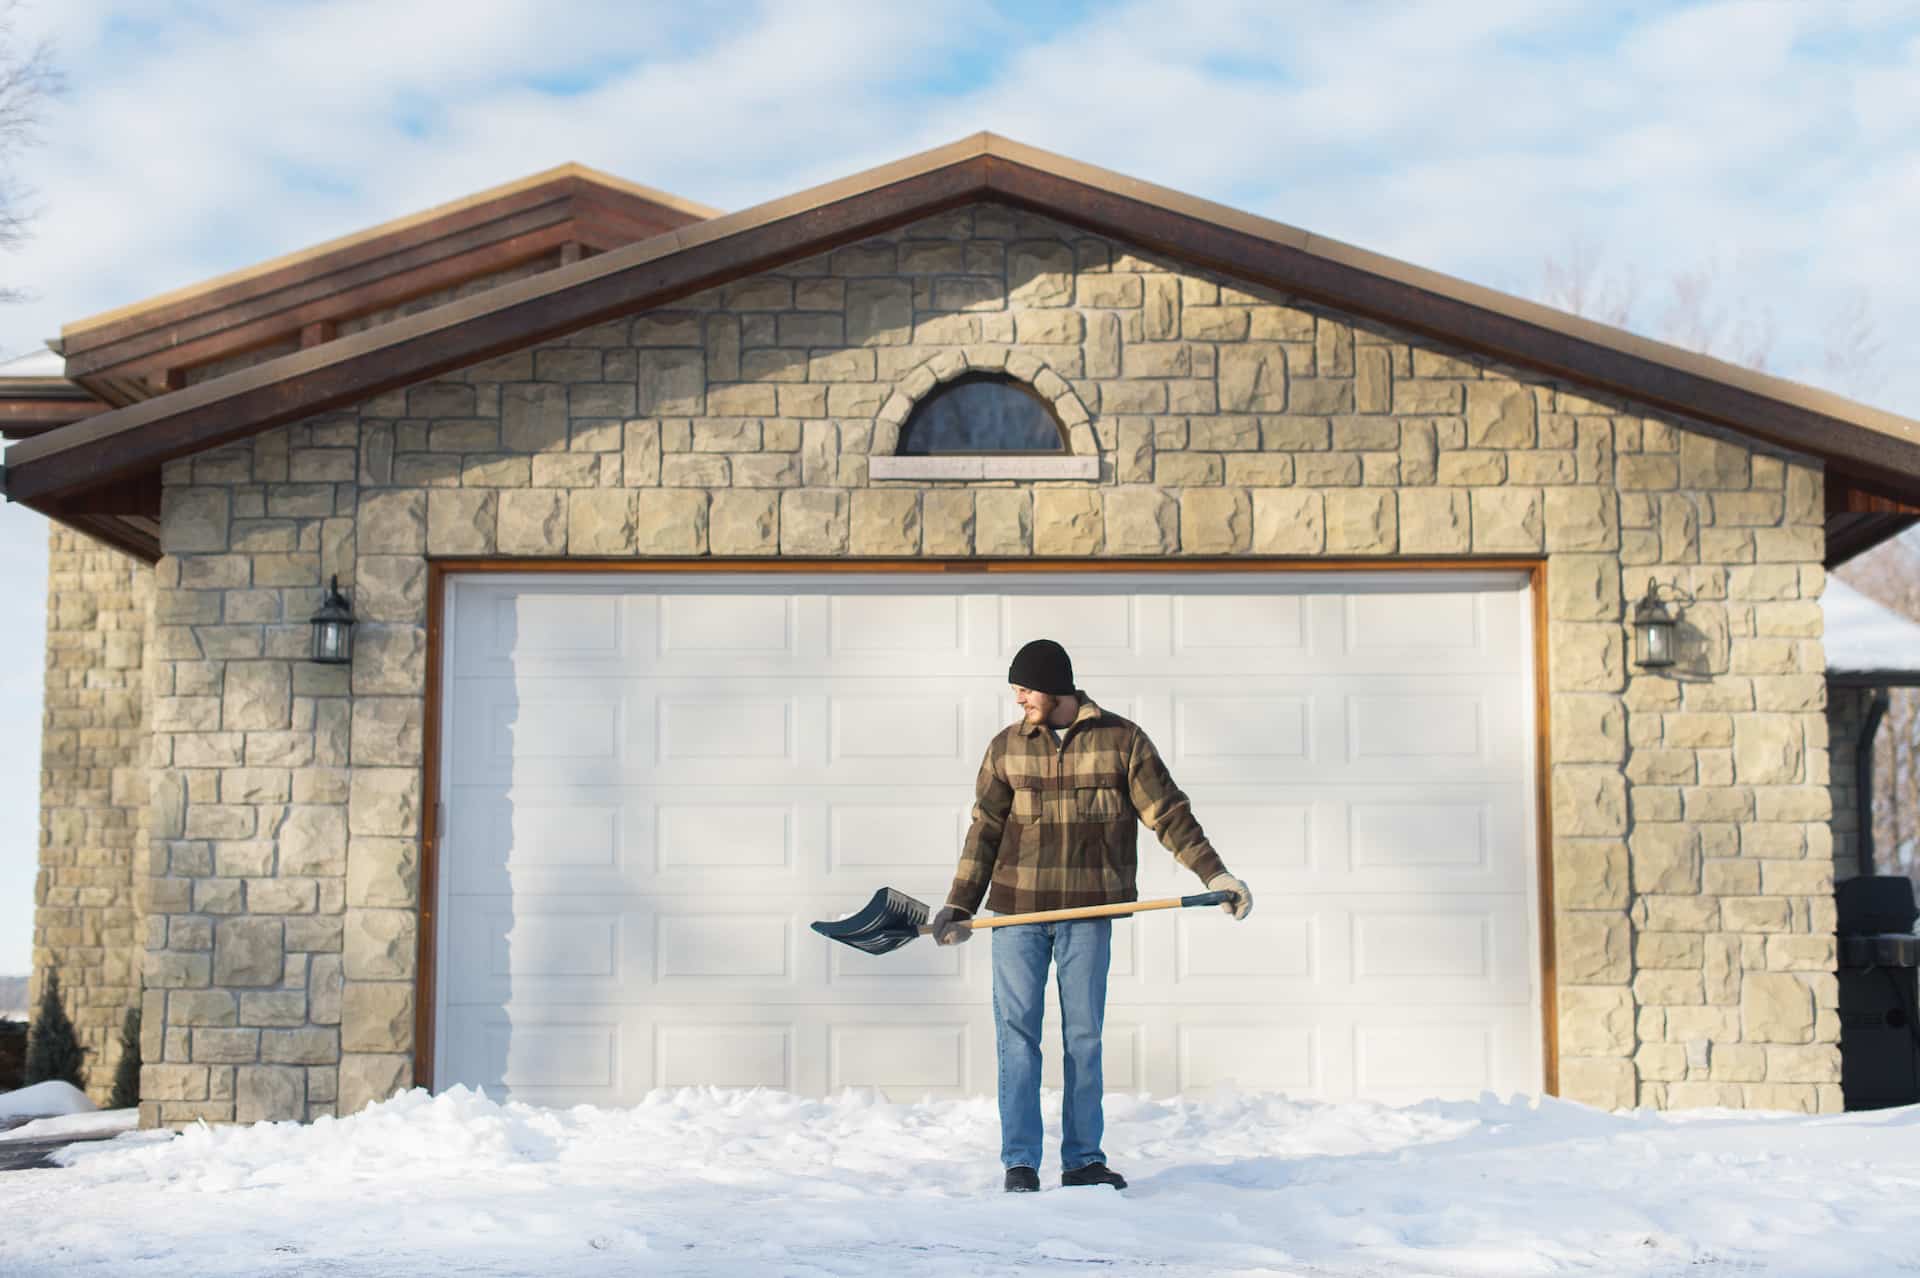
top-left (867, 455), bottom-right (1099, 481)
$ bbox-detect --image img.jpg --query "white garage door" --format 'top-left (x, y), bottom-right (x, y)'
top-left (434, 572), bottom-right (1544, 1107)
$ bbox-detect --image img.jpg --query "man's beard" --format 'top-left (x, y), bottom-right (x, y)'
top-left (1023, 692), bottom-right (1058, 724)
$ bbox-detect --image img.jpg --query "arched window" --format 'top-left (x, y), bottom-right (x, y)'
top-left (896, 373), bottom-right (1066, 455)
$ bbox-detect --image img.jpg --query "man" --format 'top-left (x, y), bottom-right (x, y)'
top-left (932, 638), bottom-right (1252, 1194)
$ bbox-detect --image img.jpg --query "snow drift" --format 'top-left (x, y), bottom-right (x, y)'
top-left (3, 1085), bottom-right (1918, 1276)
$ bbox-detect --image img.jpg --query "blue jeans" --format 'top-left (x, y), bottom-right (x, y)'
top-left (990, 916), bottom-right (1112, 1172)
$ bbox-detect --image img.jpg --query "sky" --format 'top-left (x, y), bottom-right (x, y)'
top-left (1, 0), bottom-right (1919, 973)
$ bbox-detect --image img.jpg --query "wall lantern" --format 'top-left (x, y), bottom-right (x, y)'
top-left (1632, 580), bottom-right (1679, 670)
top-left (310, 575), bottom-right (357, 665)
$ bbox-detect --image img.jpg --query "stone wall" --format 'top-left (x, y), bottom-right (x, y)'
top-left (135, 200), bottom-right (1839, 1123)
top-left (33, 526), bottom-right (152, 1103)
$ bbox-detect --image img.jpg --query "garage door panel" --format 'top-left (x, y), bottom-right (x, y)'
top-left (450, 588), bottom-right (631, 679)
top-left (828, 802), bottom-right (970, 872)
top-left (1348, 796), bottom-right (1492, 872)
top-left (1173, 593), bottom-right (1307, 655)
top-left (657, 694), bottom-right (797, 762)
top-left (830, 1022), bottom-right (975, 1096)
top-left (1178, 1023), bottom-right (1321, 1093)
top-left (1002, 592), bottom-right (1144, 663)
top-left (828, 592), bottom-right (970, 655)
top-left (1175, 908), bottom-right (1317, 981)
top-left (1334, 582), bottom-right (1529, 673)
top-left (1172, 693), bottom-right (1312, 759)
top-left (654, 910), bottom-right (795, 983)
top-left (1351, 1005), bottom-right (1537, 1102)
top-left (442, 793), bottom-right (629, 896)
top-left (442, 899), bottom-right (648, 1004)
top-left (1132, 792), bottom-right (1320, 891)
top-left (1161, 910), bottom-right (1333, 1001)
top-left (829, 694), bottom-right (967, 761)
top-left (439, 1006), bottom-right (641, 1103)
top-left (1347, 692), bottom-right (1483, 760)
top-left (657, 592), bottom-right (798, 655)
top-left (656, 1023), bottom-right (795, 1089)
top-left (447, 684), bottom-right (628, 783)
top-left (1354, 1021), bottom-right (1494, 1097)
top-left (1347, 895), bottom-right (1535, 1002)
top-left (656, 800), bottom-right (797, 870)
top-left (437, 573), bottom-right (1543, 1105)
top-left (484, 1019), bottom-right (619, 1091)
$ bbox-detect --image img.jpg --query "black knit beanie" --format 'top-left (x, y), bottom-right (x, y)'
top-left (1008, 638), bottom-right (1074, 695)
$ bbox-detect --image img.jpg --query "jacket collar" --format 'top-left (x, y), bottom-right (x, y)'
top-left (1017, 690), bottom-right (1100, 737)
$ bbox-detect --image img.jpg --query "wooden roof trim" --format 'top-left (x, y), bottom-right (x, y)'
top-left (0, 376), bottom-right (110, 435)
top-left (10, 132), bottom-right (1920, 509)
top-left (67, 217), bottom-right (586, 385)
top-left (1825, 513), bottom-right (1919, 568)
top-left (43, 507), bottom-right (160, 562)
top-left (60, 163), bottom-right (718, 342)
top-left (61, 186), bottom-right (581, 365)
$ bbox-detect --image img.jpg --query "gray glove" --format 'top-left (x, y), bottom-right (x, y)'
top-left (930, 905), bottom-right (973, 945)
top-left (1207, 872), bottom-right (1252, 921)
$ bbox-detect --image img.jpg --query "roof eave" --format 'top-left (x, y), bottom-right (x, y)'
top-left (1828, 670), bottom-right (1920, 688)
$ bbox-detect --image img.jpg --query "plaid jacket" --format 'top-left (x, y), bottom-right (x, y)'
top-left (945, 691), bottom-right (1228, 916)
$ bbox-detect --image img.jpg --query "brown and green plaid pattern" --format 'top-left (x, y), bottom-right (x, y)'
top-left (945, 692), bottom-right (1228, 916)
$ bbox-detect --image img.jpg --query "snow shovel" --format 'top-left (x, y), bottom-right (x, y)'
top-left (811, 888), bottom-right (1238, 956)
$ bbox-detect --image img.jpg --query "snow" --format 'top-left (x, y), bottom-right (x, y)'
top-left (0, 1080), bottom-right (97, 1122)
top-left (0, 1109), bottom-right (136, 1144)
top-left (3, 1087), bottom-right (1920, 1276)
top-left (1824, 577), bottom-right (1920, 675)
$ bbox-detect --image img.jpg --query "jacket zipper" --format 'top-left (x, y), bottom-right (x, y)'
top-left (1055, 725), bottom-right (1069, 864)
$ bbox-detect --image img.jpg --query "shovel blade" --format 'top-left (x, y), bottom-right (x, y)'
top-left (810, 887), bottom-right (931, 956)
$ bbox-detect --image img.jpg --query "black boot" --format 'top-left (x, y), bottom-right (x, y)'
top-left (1004, 1165), bottom-right (1040, 1193)
top-left (1061, 1162), bottom-right (1126, 1190)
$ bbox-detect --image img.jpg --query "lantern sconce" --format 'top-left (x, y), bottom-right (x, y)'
top-left (1632, 579), bottom-right (1684, 670)
top-left (310, 574), bottom-right (357, 666)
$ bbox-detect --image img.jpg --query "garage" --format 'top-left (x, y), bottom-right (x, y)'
top-left (431, 568), bottom-right (1545, 1107)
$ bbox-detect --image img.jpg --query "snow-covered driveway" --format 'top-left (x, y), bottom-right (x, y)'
top-left (4, 1086), bottom-right (1918, 1276)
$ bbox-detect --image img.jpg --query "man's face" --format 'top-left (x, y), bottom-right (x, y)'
top-left (1012, 685), bottom-right (1056, 726)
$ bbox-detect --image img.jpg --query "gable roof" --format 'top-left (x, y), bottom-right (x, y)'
top-left (8, 133), bottom-right (1918, 563)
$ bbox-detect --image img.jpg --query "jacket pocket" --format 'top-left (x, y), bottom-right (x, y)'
top-left (1010, 782), bottom-right (1044, 821)
top-left (1074, 784), bottom-right (1125, 820)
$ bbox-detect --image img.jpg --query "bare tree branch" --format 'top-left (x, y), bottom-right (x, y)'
top-left (0, 0), bottom-right (62, 303)
top-left (1820, 287), bottom-right (1887, 401)
top-left (1655, 258), bottom-right (1778, 373)
top-left (1537, 234), bottom-right (1637, 329)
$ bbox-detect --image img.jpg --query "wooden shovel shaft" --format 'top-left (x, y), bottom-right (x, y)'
top-left (925, 891), bottom-right (1232, 933)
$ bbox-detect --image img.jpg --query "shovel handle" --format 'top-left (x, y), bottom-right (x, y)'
top-left (937, 890), bottom-right (1236, 932)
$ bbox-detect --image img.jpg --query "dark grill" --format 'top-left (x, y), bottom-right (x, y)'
top-left (1836, 876), bottom-right (1920, 1110)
